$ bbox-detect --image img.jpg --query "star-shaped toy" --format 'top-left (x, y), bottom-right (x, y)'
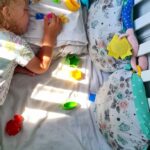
top-left (107, 34), bottom-right (132, 60)
top-left (64, 54), bottom-right (80, 67)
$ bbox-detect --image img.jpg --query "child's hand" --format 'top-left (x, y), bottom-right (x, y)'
top-left (14, 66), bottom-right (36, 76)
top-left (120, 29), bottom-right (139, 71)
top-left (42, 13), bottom-right (62, 47)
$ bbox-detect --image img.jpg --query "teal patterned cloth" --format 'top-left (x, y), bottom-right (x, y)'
top-left (95, 69), bottom-right (150, 149)
top-left (131, 74), bottom-right (150, 139)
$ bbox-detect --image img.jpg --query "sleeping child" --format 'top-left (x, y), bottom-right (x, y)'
top-left (87, 0), bottom-right (148, 72)
top-left (0, 0), bottom-right (62, 105)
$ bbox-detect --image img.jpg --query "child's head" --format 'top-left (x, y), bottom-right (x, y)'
top-left (0, 0), bottom-right (29, 35)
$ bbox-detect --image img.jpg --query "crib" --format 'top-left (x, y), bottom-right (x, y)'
top-left (134, 0), bottom-right (150, 108)
top-left (0, 0), bottom-right (149, 150)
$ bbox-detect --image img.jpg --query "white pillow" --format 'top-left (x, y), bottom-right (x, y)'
top-left (23, 0), bottom-right (88, 48)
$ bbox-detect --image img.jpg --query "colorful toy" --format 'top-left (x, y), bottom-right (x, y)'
top-left (80, 0), bottom-right (89, 9)
top-left (63, 101), bottom-right (78, 110)
top-left (70, 69), bottom-right (83, 80)
top-left (47, 13), bottom-right (53, 19)
top-left (5, 114), bottom-right (24, 136)
top-left (58, 14), bottom-right (69, 24)
top-left (107, 34), bottom-right (132, 60)
top-left (35, 13), bottom-right (53, 20)
top-left (64, 0), bottom-right (80, 12)
top-left (64, 54), bottom-right (80, 67)
top-left (136, 65), bottom-right (142, 77)
top-left (35, 12), bottom-right (68, 24)
top-left (35, 13), bottom-right (45, 20)
top-left (89, 93), bottom-right (96, 102)
top-left (52, 0), bottom-right (61, 4)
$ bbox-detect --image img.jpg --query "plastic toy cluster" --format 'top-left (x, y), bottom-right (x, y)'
top-left (5, 114), bottom-right (24, 136)
top-left (35, 13), bottom-right (53, 20)
top-left (36, 13), bottom-right (69, 24)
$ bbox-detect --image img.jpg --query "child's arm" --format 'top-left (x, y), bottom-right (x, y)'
top-left (25, 14), bottom-right (62, 74)
top-left (14, 65), bottom-right (36, 76)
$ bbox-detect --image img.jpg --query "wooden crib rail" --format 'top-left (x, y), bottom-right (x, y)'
top-left (134, 12), bottom-right (150, 31)
top-left (138, 40), bottom-right (150, 56)
top-left (134, 0), bottom-right (143, 5)
top-left (134, 0), bottom-right (150, 108)
top-left (137, 41), bottom-right (150, 83)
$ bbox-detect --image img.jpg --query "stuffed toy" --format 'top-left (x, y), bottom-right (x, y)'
top-left (87, 0), bottom-right (148, 72)
top-left (95, 68), bottom-right (150, 149)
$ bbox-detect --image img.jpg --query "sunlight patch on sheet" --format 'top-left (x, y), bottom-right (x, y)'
top-left (38, 3), bottom-right (71, 15)
top-left (30, 83), bottom-right (90, 109)
top-left (30, 56), bottom-right (91, 109)
top-left (31, 84), bottom-right (74, 104)
top-left (22, 107), bottom-right (69, 124)
top-left (51, 62), bottom-right (90, 85)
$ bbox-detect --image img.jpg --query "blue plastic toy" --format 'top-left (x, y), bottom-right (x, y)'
top-left (89, 93), bottom-right (96, 102)
top-left (35, 13), bottom-right (45, 20)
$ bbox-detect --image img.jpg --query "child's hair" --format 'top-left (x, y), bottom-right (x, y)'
top-left (0, 0), bottom-right (15, 29)
top-left (0, 0), bottom-right (27, 29)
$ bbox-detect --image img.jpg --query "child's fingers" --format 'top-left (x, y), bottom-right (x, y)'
top-left (44, 16), bottom-right (49, 27)
top-left (119, 33), bottom-right (128, 39)
top-left (56, 16), bottom-right (62, 23)
top-left (51, 13), bottom-right (57, 23)
top-left (57, 17), bottom-right (63, 29)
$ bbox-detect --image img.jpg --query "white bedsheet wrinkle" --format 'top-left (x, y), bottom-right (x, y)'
top-left (0, 54), bottom-right (111, 150)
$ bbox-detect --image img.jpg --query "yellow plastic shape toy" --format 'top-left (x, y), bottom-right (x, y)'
top-left (58, 14), bottom-right (69, 24)
top-left (107, 34), bottom-right (132, 60)
top-left (70, 69), bottom-right (83, 80)
top-left (136, 65), bottom-right (142, 77)
top-left (64, 0), bottom-right (80, 12)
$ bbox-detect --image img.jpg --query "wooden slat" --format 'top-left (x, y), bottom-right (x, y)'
top-left (141, 70), bottom-right (150, 82)
top-left (148, 98), bottom-right (150, 109)
top-left (134, 12), bottom-right (150, 31)
top-left (134, 0), bottom-right (143, 5)
top-left (138, 40), bottom-right (150, 56)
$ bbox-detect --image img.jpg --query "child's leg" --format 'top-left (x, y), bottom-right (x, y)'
top-left (14, 66), bottom-right (36, 76)
top-left (138, 55), bottom-right (148, 70)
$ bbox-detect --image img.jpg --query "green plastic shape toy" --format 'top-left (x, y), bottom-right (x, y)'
top-left (63, 101), bottom-right (78, 110)
top-left (64, 54), bottom-right (80, 67)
